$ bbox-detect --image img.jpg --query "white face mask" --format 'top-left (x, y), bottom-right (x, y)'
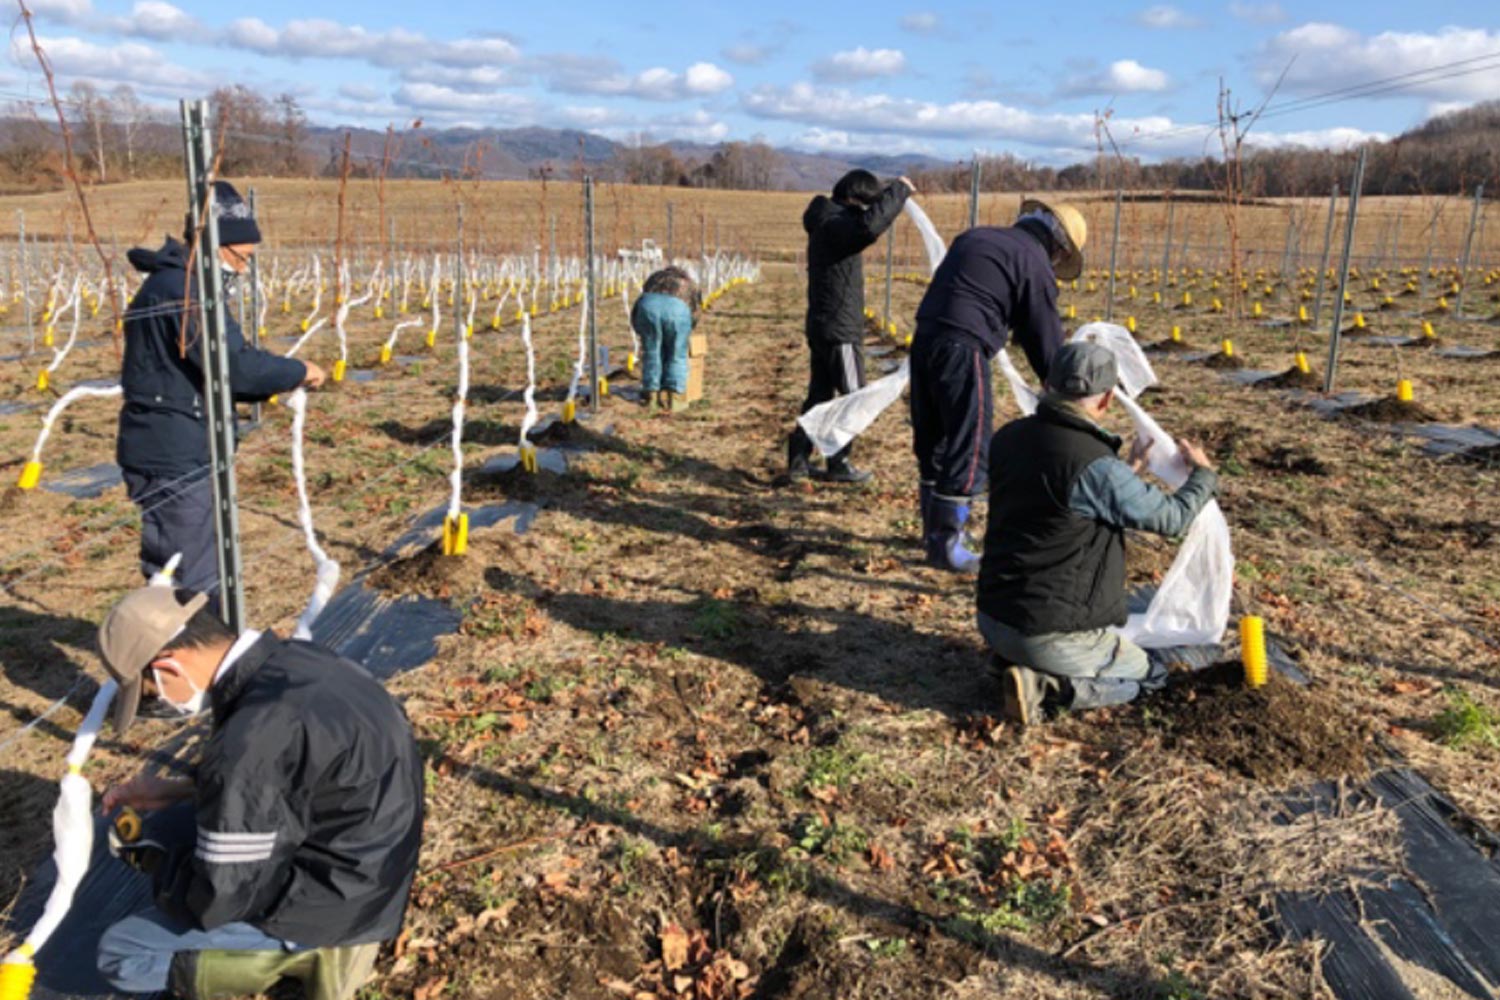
top-left (152, 659), bottom-right (208, 717)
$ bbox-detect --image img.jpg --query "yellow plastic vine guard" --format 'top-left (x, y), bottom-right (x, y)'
top-left (425, 328), bottom-right (437, 349)
top-left (562, 399), bottom-right (577, 424)
top-left (520, 444), bottom-right (538, 474)
top-left (1221, 339), bottom-right (1235, 358)
top-left (1125, 316), bottom-right (1137, 334)
top-left (1421, 320), bottom-right (1436, 339)
top-left (1294, 352), bottom-right (1311, 374)
top-left (299, 319), bottom-right (309, 333)
top-left (379, 345), bottom-right (392, 365)
top-left (1396, 379), bottom-right (1414, 403)
top-left (0, 950), bottom-right (37, 1000)
top-left (332, 360), bottom-right (346, 383)
top-left (442, 513), bottom-right (469, 556)
top-left (598, 377), bottom-right (609, 398)
top-left (1240, 616), bottom-right (1268, 689)
top-left (626, 353), bottom-right (637, 375)
top-left (35, 370), bottom-right (48, 392)
top-left (17, 460), bottom-right (42, 490)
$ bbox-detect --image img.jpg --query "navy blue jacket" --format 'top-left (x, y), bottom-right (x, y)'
top-left (913, 223), bottom-right (1064, 379)
top-left (117, 238), bottom-right (306, 476)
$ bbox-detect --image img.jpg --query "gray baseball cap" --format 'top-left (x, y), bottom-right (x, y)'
top-left (1045, 341), bottom-right (1118, 398)
top-left (98, 587), bottom-right (207, 733)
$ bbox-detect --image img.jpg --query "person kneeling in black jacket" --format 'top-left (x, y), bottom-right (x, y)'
top-left (94, 586), bottom-right (423, 1000)
top-left (786, 169), bottom-right (912, 483)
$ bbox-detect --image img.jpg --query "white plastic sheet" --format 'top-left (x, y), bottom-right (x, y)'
top-left (6, 680), bottom-right (116, 961)
top-left (794, 198), bottom-right (944, 457)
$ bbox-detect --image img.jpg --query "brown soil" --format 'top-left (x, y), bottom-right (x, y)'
top-left (1253, 366), bottom-right (1323, 390)
top-left (1203, 351), bottom-right (1248, 370)
top-left (1147, 338), bottom-right (1198, 352)
top-left (1157, 663), bottom-right (1376, 784)
top-left (1339, 396), bottom-right (1440, 423)
top-left (367, 540), bottom-right (486, 600)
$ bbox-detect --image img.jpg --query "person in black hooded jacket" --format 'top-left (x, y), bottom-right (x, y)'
top-left (786, 170), bottom-right (912, 483)
top-left (118, 181), bottom-right (323, 600)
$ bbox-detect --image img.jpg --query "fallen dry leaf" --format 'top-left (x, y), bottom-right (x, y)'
top-left (660, 922), bottom-right (690, 971)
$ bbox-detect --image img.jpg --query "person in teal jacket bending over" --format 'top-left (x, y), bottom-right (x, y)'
top-left (633, 266), bottom-right (698, 412)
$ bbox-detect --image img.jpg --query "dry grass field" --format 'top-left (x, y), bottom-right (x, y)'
top-left (1, 179), bottom-right (1498, 998)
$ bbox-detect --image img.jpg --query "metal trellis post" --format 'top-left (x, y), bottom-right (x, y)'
top-left (248, 188), bottom-right (262, 426)
top-left (1310, 182), bottom-right (1339, 329)
top-left (1105, 188), bottom-right (1122, 323)
top-left (884, 226), bottom-right (893, 333)
top-left (1323, 149), bottom-right (1367, 395)
top-left (585, 177), bottom-right (599, 416)
top-left (18, 211), bottom-right (33, 356)
top-left (1455, 183), bottom-right (1484, 319)
top-left (180, 99), bottom-right (245, 632)
top-left (968, 157), bottom-right (981, 230)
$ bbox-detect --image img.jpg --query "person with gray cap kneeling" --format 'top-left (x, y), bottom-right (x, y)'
top-left (976, 341), bottom-right (1219, 725)
top-left (92, 586), bottom-right (423, 1000)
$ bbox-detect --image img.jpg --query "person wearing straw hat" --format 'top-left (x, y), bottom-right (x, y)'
top-left (91, 586), bottom-right (422, 1000)
top-left (977, 342), bottom-right (1218, 725)
top-left (118, 180), bottom-right (325, 603)
top-left (909, 197), bottom-right (1086, 572)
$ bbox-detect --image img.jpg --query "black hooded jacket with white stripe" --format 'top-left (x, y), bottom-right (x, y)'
top-left (153, 633), bottom-right (424, 947)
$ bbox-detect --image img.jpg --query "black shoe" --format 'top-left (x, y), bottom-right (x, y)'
top-left (787, 457), bottom-right (812, 482)
top-left (820, 461), bottom-right (872, 484)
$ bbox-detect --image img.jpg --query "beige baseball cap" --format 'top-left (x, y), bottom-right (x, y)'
top-left (97, 587), bottom-right (207, 733)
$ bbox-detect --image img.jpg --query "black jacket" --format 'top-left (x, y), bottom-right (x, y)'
top-left (977, 400), bottom-right (1127, 634)
top-left (804, 183), bottom-right (909, 346)
top-left (117, 238), bottom-right (306, 476)
top-left (155, 633), bottom-right (424, 947)
top-left (913, 223), bottom-right (1064, 378)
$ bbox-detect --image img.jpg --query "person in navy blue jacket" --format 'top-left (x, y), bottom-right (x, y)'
top-left (117, 181), bottom-right (323, 600)
top-left (909, 198), bottom-right (1086, 572)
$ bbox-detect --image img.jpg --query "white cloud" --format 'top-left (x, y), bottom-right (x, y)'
top-left (900, 11), bottom-right (941, 34)
top-left (219, 17), bottom-right (519, 72)
top-left (24, 0), bottom-right (92, 23)
top-left (744, 82), bottom-right (1174, 151)
top-left (813, 47), bottom-right (907, 82)
top-left (1229, 2), bottom-right (1287, 24)
top-left (112, 1), bottom-right (201, 41)
top-left (336, 82), bottom-right (379, 102)
top-left (11, 34), bottom-right (210, 90)
top-left (543, 56), bottom-right (734, 101)
top-left (391, 82), bottom-right (534, 119)
top-left (400, 64), bottom-right (523, 93)
top-left (1260, 24), bottom-right (1500, 103)
top-left (792, 126), bottom-right (934, 156)
top-left (1135, 5), bottom-right (1201, 29)
top-left (1246, 126), bottom-right (1386, 150)
top-left (722, 42), bottom-right (771, 66)
top-left (683, 62), bottom-right (734, 95)
top-left (1058, 59), bottom-right (1171, 97)
top-left (584, 109), bottom-right (731, 144)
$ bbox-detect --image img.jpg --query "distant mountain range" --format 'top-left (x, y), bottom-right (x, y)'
top-left (306, 124), bottom-right (951, 190)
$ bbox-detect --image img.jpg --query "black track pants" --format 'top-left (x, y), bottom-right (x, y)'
top-left (788, 341), bottom-right (866, 466)
top-left (123, 467), bottom-right (220, 596)
top-left (909, 336), bottom-right (993, 499)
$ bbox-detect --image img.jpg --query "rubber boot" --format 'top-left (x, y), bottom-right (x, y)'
top-left (925, 496), bottom-right (980, 572)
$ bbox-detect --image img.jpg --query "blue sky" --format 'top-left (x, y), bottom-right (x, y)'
top-left (7, 0), bottom-right (1499, 163)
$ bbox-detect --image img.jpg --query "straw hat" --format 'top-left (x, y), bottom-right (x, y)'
top-left (1019, 198), bottom-right (1087, 281)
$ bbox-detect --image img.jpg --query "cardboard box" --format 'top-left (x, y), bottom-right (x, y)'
top-left (688, 333), bottom-right (709, 358)
top-left (684, 355), bottom-right (706, 402)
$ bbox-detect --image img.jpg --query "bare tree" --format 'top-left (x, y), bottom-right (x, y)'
top-left (110, 83), bottom-right (144, 178)
top-left (69, 80), bottom-right (109, 181)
